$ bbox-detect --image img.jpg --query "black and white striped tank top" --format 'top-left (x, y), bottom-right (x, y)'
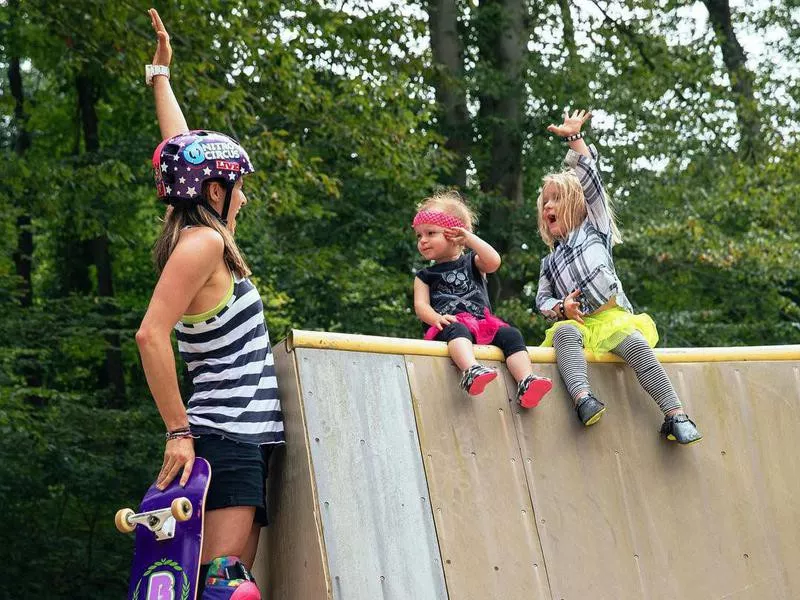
top-left (174, 276), bottom-right (284, 445)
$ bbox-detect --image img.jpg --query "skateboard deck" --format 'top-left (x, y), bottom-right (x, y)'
top-left (117, 458), bottom-right (211, 600)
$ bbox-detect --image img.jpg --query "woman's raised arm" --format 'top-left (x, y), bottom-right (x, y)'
top-left (148, 8), bottom-right (189, 139)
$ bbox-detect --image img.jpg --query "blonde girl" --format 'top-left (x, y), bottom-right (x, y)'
top-left (535, 109), bottom-right (701, 444)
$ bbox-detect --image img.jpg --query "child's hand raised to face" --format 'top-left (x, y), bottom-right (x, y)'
top-left (547, 109), bottom-right (592, 138)
top-left (443, 227), bottom-right (470, 245)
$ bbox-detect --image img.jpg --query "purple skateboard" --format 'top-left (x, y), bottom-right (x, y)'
top-left (116, 458), bottom-right (211, 600)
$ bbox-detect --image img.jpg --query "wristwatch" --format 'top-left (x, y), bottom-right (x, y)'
top-left (145, 64), bottom-right (170, 86)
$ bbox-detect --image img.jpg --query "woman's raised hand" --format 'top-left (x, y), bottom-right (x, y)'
top-left (547, 108), bottom-right (591, 138)
top-left (148, 8), bottom-right (172, 67)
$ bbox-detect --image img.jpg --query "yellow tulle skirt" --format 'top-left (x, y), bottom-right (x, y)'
top-left (540, 307), bottom-right (659, 354)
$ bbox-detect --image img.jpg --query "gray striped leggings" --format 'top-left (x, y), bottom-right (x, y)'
top-left (551, 325), bottom-right (682, 414)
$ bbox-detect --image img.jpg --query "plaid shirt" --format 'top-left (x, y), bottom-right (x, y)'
top-left (536, 145), bottom-right (632, 320)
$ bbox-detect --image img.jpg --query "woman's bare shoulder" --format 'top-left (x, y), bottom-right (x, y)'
top-left (176, 226), bottom-right (224, 253)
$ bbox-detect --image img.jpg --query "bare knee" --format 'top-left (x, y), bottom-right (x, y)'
top-left (201, 506), bottom-right (256, 562)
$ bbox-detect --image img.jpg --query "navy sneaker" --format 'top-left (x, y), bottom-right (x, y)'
top-left (575, 393), bottom-right (605, 426)
top-left (660, 413), bottom-right (703, 445)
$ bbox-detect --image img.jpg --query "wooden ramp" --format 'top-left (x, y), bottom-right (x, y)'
top-left (253, 331), bottom-right (800, 600)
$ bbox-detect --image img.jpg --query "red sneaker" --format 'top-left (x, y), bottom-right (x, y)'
top-left (460, 364), bottom-right (498, 396)
top-left (517, 375), bottom-right (552, 408)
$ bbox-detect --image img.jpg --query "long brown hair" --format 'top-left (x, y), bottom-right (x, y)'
top-left (153, 184), bottom-right (251, 278)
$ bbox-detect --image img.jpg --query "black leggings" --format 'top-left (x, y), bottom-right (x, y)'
top-left (434, 322), bottom-right (527, 358)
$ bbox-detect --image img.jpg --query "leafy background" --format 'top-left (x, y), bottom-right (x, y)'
top-left (1, 0), bottom-right (798, 597)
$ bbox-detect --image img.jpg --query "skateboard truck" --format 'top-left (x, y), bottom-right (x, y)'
top-left (115, 497), bottom-right (193, 541)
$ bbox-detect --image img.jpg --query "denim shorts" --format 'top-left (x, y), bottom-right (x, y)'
top-left (193, 434), bottom-right (274, 525)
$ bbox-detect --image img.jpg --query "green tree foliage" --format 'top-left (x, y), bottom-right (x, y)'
top-left (0, 1), bottom-right (798, 598)
top-left (1, 1), bottom-right (438, 597)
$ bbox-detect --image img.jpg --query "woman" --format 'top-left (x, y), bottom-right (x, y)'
top-left (135, 9), bottom-right (284, 598)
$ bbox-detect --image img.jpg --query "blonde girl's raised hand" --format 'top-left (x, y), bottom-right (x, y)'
top-left (149, 8), bottom-right (172, 67)
top-left (547, 108), bottom-right (592, 138)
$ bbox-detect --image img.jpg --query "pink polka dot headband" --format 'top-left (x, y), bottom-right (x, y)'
top-left (412, 210), bottom-right (466, 230)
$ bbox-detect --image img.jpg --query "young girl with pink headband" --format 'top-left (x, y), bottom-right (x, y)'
top-left (413, 191), bottom-right (553, 407)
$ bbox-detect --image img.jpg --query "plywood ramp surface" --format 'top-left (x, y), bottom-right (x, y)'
top-left (258, 342), bottom-right (331, 600)
top-left (406, 356), bottom-right (551, 600)
top-left (514, 361), bottom-right (800, 600)
top-left (259, 332), bottom-right (800, 600)
top-left (294, 348), bottom-right (447, 600)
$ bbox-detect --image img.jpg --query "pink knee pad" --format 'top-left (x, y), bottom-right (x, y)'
top-left (201, 556), bottom-right (261, 600)
top-left (230, 582), bottom-right (260, 599)
top-left (202, 583), bottom-right (260, 600)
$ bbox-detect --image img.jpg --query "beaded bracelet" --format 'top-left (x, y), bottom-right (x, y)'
top-left (562, 131), bottom-right (584, 142)
top-left (165, 427), bottom-right (194, 441)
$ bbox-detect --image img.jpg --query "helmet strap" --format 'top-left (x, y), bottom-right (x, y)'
top-left (195, 180), bottom-right (234, 226)
top-left (220, 182), bottom-right (234, 224)
top-left (193, 200), bottom-right (223, 225)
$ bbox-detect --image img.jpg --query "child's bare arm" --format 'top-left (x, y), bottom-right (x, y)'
top-left (444, 228), bottom-right (501, 273)
top-left (414, 277), bottom-right (457, 330)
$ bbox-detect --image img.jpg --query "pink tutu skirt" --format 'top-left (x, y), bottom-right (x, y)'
top-left (423, 308), bottom-right (509, 344)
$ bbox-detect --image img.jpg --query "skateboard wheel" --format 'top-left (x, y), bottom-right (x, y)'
top-left (171, 497), bottom-right (193, 522)
top-left (115, 508), bottom-right (136, 533)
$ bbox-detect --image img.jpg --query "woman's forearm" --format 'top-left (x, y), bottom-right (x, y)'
top-left (153, 76), bottom-right (189, 140)
top-left (136, 329), bottom-right (189, 431)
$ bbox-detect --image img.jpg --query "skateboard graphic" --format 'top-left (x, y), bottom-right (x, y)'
top-left (116, 458), bottom-right (211, 600)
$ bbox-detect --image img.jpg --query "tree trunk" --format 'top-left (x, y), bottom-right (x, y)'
top-left (76, 70), bottom-right (126, 403)
top-left (475, 0), bottom-right (527, 302)
top-left (9, 56), bottom-right (34, 308)
top-left (7, 1), bottom-right (44, 406)
top-left (702, 0), bottom-right (761, 161)
top-left (76, 72), bottom-right (100, 152)
top-left (426, 0), bottom-right (470, 187)
top-left (13, 214), bottom-right (33, 307)
top-left (7, 2), bottom-right (34, 308)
